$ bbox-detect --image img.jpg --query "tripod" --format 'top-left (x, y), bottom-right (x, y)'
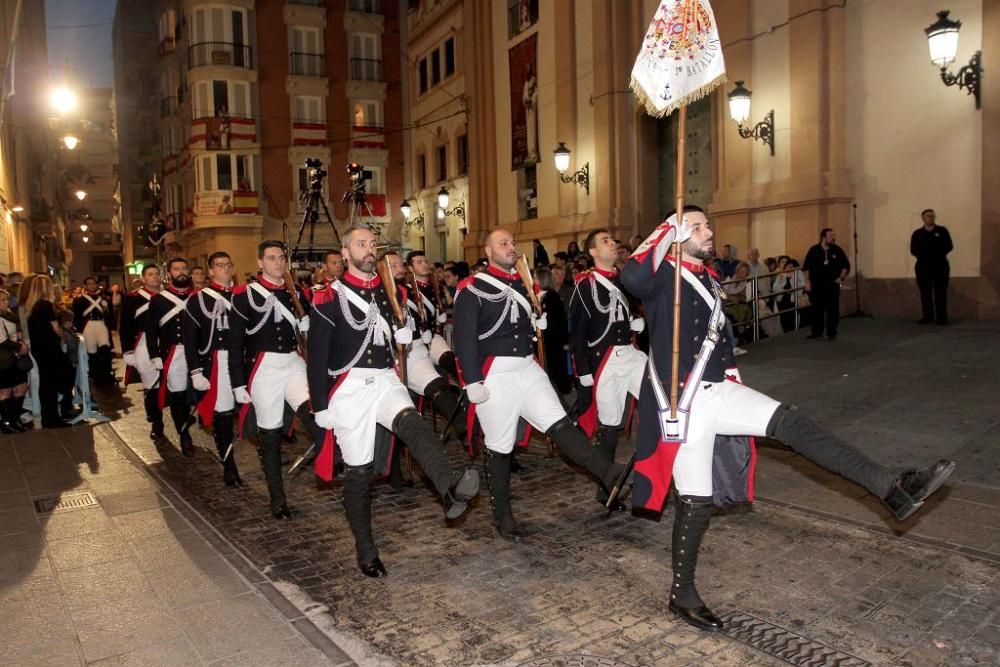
top-left (343, 184), bottom-right (390, 248)
top-left (847, 202), bottom-right (872, 318)
top-left (290, 174), bottom-right (341, 263)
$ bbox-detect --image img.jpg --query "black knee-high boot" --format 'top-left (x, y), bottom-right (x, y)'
top-left (594, 424), bottom-right (620, 504)
top-left (547, 416), bottom-right (621, 489)
top-left (484, 449), bottom-right (521, 542)
top-left (342, 463), bottom-right (386, 577)
top-left (145, 389), bottom-right (164, 440)
top-left (668, 494), bottom-right (723, 632)
top-left (96, 345), bottom-right (113, 384)
top-left (169, 391), bottom-right (194, 456)
top-left (426, 377), bottom-right (466, 440)
top-left (213, 410), bottom-right (242, 487)
top-left (767, 405), bottom-right (954, 521)
top-left (257, 427), bottom-right (290, 519)
top-left (436, 351), bottom-right (459, 381)
top-left (392, 409), bottom-right (479, 520)
top-left (13, 394), bottom-right (28, 429)
top-left (386, 439), bottom-right (410, 490)
top-left (0, 398), bottom-right (19, 433)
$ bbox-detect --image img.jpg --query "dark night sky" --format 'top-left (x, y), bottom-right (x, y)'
top-left (45, 0), bottom-right (117, 88)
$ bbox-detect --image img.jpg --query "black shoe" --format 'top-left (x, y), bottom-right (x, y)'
top-left (0, 421), bottom-right (19, 434)
top-left (359, 557), bottom-right (388, 578)
top-left (444, 468), bottom-right (480, 520)
top-left (917, 318), bottom-right (932, 325)
top-left (883, 459), bottom-right (955, 521)
top-left (495, 521), bottom-right (524, 543)
top-left (668, 600), bottom-right (724, 632)
top-left (180, 433), bottom-right (195, 457)
top-left (150, 424), bottom-right (165, 442)
top-left (272, 504), bottom-right (293, 520)
top-left (806, 333), bottom-right (823, 339)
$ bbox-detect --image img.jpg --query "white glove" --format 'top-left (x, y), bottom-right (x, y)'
top-left (724, 367), bottom-right (742, 384)
top-left (531, 312), bottom-right (548, 331)
top-left (436, 311), bottom-right (447, 324)
top-left (465, 381), bottom-right (490, 404)
top-left (234, 386), bottom-right (251, 404)
top-left (630, 317), bottom-right (646, 333)
top-left (579, 374), bottom-right (595, 388)
top-left (151, 357), bottom-right (163, 371)
top-left (297, 315), bottom-right (310, 333)
top-left (313, 408), bottom-right (336, 430)
top-left (191, 372), bottom-right (211, 392)
top-left (123, 351), bottom-right (136, 367)
top-left (394, 327), bottom-right (413, 345)
top-left (421, 330), bottom-right (433, 344)
top-left (665, 213), bottom-right (694, 244)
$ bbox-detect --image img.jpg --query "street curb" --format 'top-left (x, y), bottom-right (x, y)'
top-left (757, 495), bottom-right (1000, 566)
top-left (97, 422), bottom-right (357, 667)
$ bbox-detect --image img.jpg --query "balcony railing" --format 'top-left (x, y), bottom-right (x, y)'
top-left (189, 41), bottom-right (253, 70)
top-left (348, 0), bottom-right (381, 13)
top-left (350, 57), bottom-right (382, 82)
top-left (160, 96), bottom-right (177, 118)
top-left (290, 52), bottom-right (325, 77)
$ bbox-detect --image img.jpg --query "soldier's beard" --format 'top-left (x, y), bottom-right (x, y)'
top-left (682, 239), bottom-right (713, 262)
top-left (492, 254), bottom-right (516, 270)
top-left (351, 255), bottom-right (375, 274)
top-left (172, 274), bottom-right (192, 289)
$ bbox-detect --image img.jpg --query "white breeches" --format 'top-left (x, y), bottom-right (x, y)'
top-left (326, 367), bottom-right (414, 467)
top-left (249, 351), bottom-right (309, 429)
top-left (595, 345), bottom-right (646, 427)
top-left (82, 321), bottom-right (110, 353)
top-left (165, 346), bottom-right (188, 393)
top-left (475, 355), bottom-right (566, 454)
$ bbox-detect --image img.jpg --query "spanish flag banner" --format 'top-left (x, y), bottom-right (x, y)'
top-left (630, 0), bottom-right (727, 118)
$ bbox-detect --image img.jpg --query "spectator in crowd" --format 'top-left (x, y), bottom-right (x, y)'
top-left (58, 309), bottom-right (80, 372)
top-left (803, 228), bottom-right (850, 340)
top-left (443, 261), bottom-right (469, 306)
top-left (765, 257), bottom-right (778, 274)
top-left (723, 262), bottom-right (752, 340)
top-left (615, 241), bottom-right (629, 268)
top-left (190, 266), bottom-right (207, 290)
top-left (0, 288), bottom-right (30, 432)
top-left (629, 235), bottom-right (645, 253)
top-left (717, 244), bottom-right (738, 278)
top-left (910, 208), bottom-right (953, 325)
top-left (533, 239), bottom-right (550, 267)
top-left (7, 272), bottom-right (23, 311)
top-left (747, 248), bottom-right (763, 278)
top-left (23, 274), bottom-right (75, 428)
top-left (535, 266), bottom-right (572, 395)
top-left (566, 240), bottom-right (582, 263)
top-left (773, 256), bottom-right (805, 333)
top-left (550, 262), bottom-right (574, 311)
top-left (472, 258), bottom-right (488, 274)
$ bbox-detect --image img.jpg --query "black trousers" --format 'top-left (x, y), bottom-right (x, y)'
top-left (809, 284), bottom-right (840, 337)
top-left (36, 359), bottom-right (74, 424)
top-left (915, 261), bottom-right (949, 323)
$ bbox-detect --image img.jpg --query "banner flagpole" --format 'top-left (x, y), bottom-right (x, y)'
top-left (670, 107), bottom-right (687, 419)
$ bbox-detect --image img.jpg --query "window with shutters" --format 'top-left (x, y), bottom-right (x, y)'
top-left (293, 95), bottom-right (323, 124)
top-left (352, 100), bottom-right (381, 128)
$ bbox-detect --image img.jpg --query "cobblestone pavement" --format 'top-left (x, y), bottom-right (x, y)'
top-left (105, 320), bottom-right (1000, 666)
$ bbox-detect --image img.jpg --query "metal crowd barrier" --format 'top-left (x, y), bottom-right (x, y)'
top-left (718, 268), bottom-right (809, 344)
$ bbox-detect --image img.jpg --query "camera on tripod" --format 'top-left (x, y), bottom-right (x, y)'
top-left (304, 158), bottom-right (327, 192)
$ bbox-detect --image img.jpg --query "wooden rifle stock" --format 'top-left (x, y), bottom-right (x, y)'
top-left (428, 269), bottom-right (445, 333)
top-left (514, 254), bottom-right (546, 368)
top-left (282, 271), bottom-right (308, 361)
top-left (375, 258), bottom-right (408, 384)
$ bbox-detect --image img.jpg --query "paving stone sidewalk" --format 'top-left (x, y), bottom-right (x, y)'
top-left (0, 424), bottom-right (346, 666)
top-left (104, 320), bottom-right (1000, 666)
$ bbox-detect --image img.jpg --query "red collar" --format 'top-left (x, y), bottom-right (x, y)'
top-left (166, 285), bottom-right (190, 296)
top-left (666, 255), bottom-right (719, 278)
top-left (257, 276), bottom-right (282, 290)
top-left (208, 281), bottom-right (232, 292)
top-left (592, 267), bottom-right (618, 278)
top-left (486, 265), bottom-right (517, 280)
top-left (342, 271), bottom-right (381, 289)
top-left (139, 287), bottom-right (158, 297)
top-left (415, 277), bottom-right (430, 287)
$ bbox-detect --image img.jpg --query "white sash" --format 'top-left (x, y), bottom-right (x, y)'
top-left (248, 282), bottom-right (298, 329)
top-left (474, 273), bottom-right (533, 318)
top-left (338, 281), bottom-right (393, 345)
top-left (198, 287), bottom-right (232, 310)
top-left (82, 294), bottom-right (105, 317)
top-left (158, 290), bottom-right (188, 327)
top-left (135, 289), bottom-right (152, 318)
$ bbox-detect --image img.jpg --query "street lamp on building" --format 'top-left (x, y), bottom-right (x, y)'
top-left (49, 86), bottom-right (78, 115)
top-left (74, 189), bottom-right (87, 201)
top-left (61, 134), bottom-right (80, 150)
top-left (437, 186), bottom-right (465, 224)
top-left (401, 198), bottom-right (425, 230)
top-left (11, 205), bottom-right (23, 213)
top-left (552, 143), bottom-right (590, 195)
top-left (727, 81), bottom-right (775, 155)
top-left (924, 10), bottom-right (982, 108)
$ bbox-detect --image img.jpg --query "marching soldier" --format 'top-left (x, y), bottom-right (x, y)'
top-left (121, 265), bottom-right (163, 441)
top-left (146, 258), bottom-right (195, 456)
top-left (308, 227), bottom-right (479, 577)
top-left (228, 240), bottom-right (315, 520)
top-left (314, 248), bottom-right (344, 287)
top-left (183, 251), bottom-right (242, 487)
top-left (453, 228), bottom-right (625, 543)
top-left (569, 229), bottom-right (647, 510)
top-left (405, 250), bottom-right (459, 379)
top-left (72, 276), bottom-right (114, 385)
top-left (621, 207), bottom-right (955, 632)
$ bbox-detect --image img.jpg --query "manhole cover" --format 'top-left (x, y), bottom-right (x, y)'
top-left (518, 657), bottom-right (642, 667)
top-left (720, 610), bottom-right (871, 666)
top-left (33, 492), bottom-right (99, 514)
